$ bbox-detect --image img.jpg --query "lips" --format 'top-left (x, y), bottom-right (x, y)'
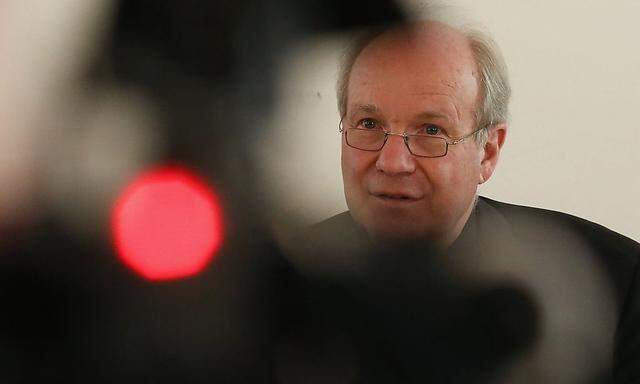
top-left (377, 194), bottom-right (415, 200)
top-left (371, 191), bottom-right (422, 201)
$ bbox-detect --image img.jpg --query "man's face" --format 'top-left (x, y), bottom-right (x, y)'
top-left (341, 23), bottom-right (488, 244)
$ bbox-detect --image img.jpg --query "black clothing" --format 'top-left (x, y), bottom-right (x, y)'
top-left (279, 196), bottom-right (640, 383)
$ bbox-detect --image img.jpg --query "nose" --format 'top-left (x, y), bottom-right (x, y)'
top-left (375, 133), bottom-right (416, 175)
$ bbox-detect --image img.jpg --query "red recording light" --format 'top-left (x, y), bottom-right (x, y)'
top-left (111, 166), bottom-right (223, 281)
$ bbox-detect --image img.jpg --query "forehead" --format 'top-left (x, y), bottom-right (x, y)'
top-left (347, 22), bottom-right (479, 122)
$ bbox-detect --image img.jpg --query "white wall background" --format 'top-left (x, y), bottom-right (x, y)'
top-left (2, 0), bottom-right (637, 242)
top-left (261, 0), bottom-right (640, 242)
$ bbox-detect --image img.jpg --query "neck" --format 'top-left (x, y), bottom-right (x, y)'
top-left (437, 194), bottom-right (478, 250)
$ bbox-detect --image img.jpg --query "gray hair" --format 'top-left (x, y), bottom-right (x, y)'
top-left (336, 18), bottom-right (511, 145)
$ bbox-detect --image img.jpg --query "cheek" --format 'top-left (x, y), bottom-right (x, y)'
top-left (341, 145), bottom-right (380, 215)
top-left (341, 145), bottom-right (373, 185)
top-left (421, 150), bottom-right (480, 195)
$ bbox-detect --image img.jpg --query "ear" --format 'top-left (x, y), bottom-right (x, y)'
top-left (479, 123), bottom-right (507, 184)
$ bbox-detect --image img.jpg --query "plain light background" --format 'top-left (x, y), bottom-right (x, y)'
top-left (1, 1), bottom-right (637, 242)
top-left (260, 0), bottom-right (640, 242)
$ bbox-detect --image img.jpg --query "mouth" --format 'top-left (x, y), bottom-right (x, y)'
top-left (371, 192), bottom-right (421, 202)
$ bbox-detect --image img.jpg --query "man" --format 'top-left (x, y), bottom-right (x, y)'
top-left (338, 21), bottom-right (505, 247)
top-left (296, 17), bottom-right (640, 384)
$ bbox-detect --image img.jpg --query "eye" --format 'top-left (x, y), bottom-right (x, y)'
top-left (423, 124), bottom-right (441, 135)
top-left (359, 118), bottom-right (379, 130)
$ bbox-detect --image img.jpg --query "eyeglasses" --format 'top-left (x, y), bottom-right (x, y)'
top-left (339, 119), bottom-right (486, 158)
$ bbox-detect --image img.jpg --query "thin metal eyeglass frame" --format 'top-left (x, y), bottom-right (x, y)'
top-left (338, 117), bottom-right (488, 158)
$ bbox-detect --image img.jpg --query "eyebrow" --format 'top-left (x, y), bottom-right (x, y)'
top-left (347, 104), bottom-right (453, 123)
top-left (414, 111), bottom-right (452, 123)
top-left (347, 104), bottom-right (380, 120)
top-left (356, 104), bottom-right (379, 113)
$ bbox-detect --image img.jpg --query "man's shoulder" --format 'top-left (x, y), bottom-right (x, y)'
top-left (479, 196), bottom-right (640, 302)
top-left (477, 200), bottom-right (640, 381)
top-left (479, 196), bottom-right (640, 254)
top-left (311, 211), bottom-right (355, 230)
top-left (307, 211), bottom-right (368, 247)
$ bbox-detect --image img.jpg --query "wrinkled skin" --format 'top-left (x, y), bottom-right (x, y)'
top-left (341, 22), bottom-right (507, 246)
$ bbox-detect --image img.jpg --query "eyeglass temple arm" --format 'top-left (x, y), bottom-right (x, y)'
top-left (449, 124), bottom-right (491, 145)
